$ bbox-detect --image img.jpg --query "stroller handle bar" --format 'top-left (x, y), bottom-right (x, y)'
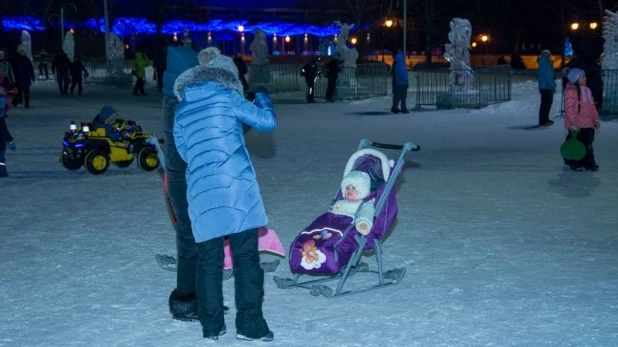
top-left (358, 138), bottom-right (421, 152)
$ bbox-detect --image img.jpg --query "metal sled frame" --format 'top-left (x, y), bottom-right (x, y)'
top-left (274, 138), bottom-right (421, 298)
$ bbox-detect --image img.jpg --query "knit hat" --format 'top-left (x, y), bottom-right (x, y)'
top-left (567, 68), bottom-right (585, 83)
top-left (198, 47), bottom-right (239, 80)
top-left (540, 49), bottom-right (551, 57)
top-left (341, 171), bottom-right (371, 200)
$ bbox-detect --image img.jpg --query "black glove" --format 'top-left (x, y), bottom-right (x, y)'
top-left (245, 91), bottom-right (256, 102)
top-left (254, 86), bottom-right (269, 94)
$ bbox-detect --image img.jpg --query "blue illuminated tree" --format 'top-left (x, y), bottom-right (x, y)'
top-left (564, 37), bottom-right (573, 57)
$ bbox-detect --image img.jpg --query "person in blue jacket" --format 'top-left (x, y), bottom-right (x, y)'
top-left (0, 82), bottom-right (16, 178)
top-left (160, 43), bottom-right (202, 322)
top-left (537, 50), bottom-right (557, 126)
top-left (391, 50), bottom-right (409, 114)
top-left (173, 47), bottom-right (276, 342)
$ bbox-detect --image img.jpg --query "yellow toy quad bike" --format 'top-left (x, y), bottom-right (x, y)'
top-left (59, 105), bottom-right (160, 175)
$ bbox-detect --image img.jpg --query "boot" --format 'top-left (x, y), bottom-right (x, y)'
top-left (391, 107), bottom-right (400, 114)
top-left (168, 289), bottom-right (230, 321)
top-left (169, 289), bottom-right (198, 321)
top-left (0, 163), bottom-right (8, 177)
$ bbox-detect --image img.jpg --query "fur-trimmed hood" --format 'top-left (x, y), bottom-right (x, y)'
top-left (173, 65), bottom-right (244, 101)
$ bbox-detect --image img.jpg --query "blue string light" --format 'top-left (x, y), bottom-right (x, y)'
top-left (3, 16), bottom-right (347, 37)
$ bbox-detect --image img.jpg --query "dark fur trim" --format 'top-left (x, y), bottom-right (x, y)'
top-left (168, 289), bottom-right (197, 316)
top-left (174, 65), bottom-right (244, 101)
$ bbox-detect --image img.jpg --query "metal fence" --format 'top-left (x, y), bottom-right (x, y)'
top-left (247, 63), bottom-right (389, 101)
top-left (415, 65), bottom-right (512, 109)
top-left (82, 59), bottom-right (133, 86)
top-left (602, 69), bottom-right (618, 114)
top-left (39, 58), bottom-right (389, 101)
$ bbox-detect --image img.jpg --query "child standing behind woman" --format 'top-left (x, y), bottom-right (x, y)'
top-left (563, 68), bottom-right (601, 172)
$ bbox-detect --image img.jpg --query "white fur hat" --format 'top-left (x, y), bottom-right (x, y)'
top-left (341, 171), bottom-right (371, 200)
top-left (197, 47), bottom-right (239, 80)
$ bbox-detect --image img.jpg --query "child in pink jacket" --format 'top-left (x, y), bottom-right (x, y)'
top-left (563, 68), bottom-right (601, 172)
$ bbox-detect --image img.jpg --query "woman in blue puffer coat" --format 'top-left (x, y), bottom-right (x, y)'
top-left (173, 47), bottom-right (276, 342)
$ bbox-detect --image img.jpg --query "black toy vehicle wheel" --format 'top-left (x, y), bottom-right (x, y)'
top-left (60, 150), bottom-right (83, 170)
top-left (137, 147), bottom-right (159, 171)
top-left (84, 150), bottom-right (109, 175)
top-left (113, 158), bottom-right (134, 168)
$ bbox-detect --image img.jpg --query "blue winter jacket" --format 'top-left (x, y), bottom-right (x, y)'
top-left (537, 55), bottom-right (556, 91)
top-left (173, 81), bottom-right (277, 243)
top-left (393, 52), bottom-right (409, 87)
top-left (163, 47), bottom-right (198, 97)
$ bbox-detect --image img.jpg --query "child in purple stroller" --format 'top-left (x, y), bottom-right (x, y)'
top-left (274, 139), bottom-right (421, 298)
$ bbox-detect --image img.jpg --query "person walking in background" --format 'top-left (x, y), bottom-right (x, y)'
top-left (563, 68), bottom-right (601, 172)
top-left (11, 45), bottom-right (35, 108)
top-left (233, 52), bottom-right (249, 94)
top-left (391, 50), bottom-right (409, 114)
top-left (133, 51), bottom-right (151, 96)
top-left (153, 46), bottom-right (167, 92)
top-left (0, 49), bottom-right (15, 90)
top-left (69, 55), bottom-right (89, 96)
top-left (0, 79), bottom-right (16, 177)
top-left (537, 50), bottom-right (556, 126)
top-left (173, 47), bottom-right (276, 342)
top-left (51, 49), bottom-right (70, 96)
top-left (301, 57), bottom-right (319, 103)
top-left (324, 54), bottom-right (342, 102)
top-left (38, 49), bottom-right (49, 80)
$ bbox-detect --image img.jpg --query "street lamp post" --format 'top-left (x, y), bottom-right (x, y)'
top-left (382, 19), bottom-right (393, 62)
top-left (481, 34), bottom-right (489, 54)
top-left (60, 3), bottom-right (77, 42)
top-left (104, 0), bottom-right (110, 62)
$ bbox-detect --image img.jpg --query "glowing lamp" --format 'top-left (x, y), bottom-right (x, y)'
top-left (125, 44), bottom-right (129, 50)
top-left (350, 37), bottom-right (357, 45)
top-left (69, 28), bottom-right (75, 34)
top-left (481, 35), bottom-right (489, 42)
top-left (472, 42), bottom-right (477, 48)
top-left (571, 23), bottom-right (579, 30)
top-left (589, 22), bottom-right (598, 29)
top-left (385, 20), bottom-right (393, 28)
top-left (285, 36), bottom-right (291, 43)
top-left (237, 25), bottom-right (244, 32)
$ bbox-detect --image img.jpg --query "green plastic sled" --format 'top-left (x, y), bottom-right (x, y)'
top-left (560, 130), bottom-right (586, 160)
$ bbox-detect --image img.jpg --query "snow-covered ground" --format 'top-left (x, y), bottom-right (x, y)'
top-left (1, 77), bottom-right (617, 347)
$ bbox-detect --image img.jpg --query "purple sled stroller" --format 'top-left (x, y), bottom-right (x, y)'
top-left (274, 138), bottom-right (421, 298)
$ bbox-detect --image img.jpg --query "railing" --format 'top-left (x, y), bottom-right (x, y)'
top-left (602, 69), bottom-right (618, 114)
top-left (415, 65), bottom-right (512, 109)
top-left (35, 58), bottom-right (389, 101)
top-left (248, 63), bottom-right (389, 101)
top-left (82, 59), bottom-right (133, 86)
